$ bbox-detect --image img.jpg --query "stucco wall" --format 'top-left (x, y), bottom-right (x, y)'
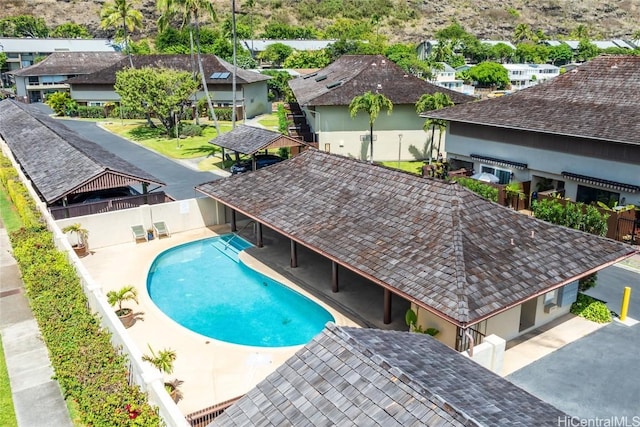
top-left (411, 304), bottom-right (458, 348)
top-left (484, 295), bottom-right (571, 341)
top-left (55, 197), bottom-right (225, 249)
top-left (445, 125), bottom-right (640, 205)
top-left (242, 81), bottom-right (270, 118)
top-left (311, 105), bottom-right (442, 162)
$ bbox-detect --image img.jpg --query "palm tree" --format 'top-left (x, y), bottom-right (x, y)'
top-left (513, 23), bottom-right (532, 44)
top-left (156, 0), bottom-right (221, 135)
top-left (100, 0), bottom-right (143, 68)
top-left (415, 92), bottom-right (454, 163)
top-left (349, 91), bottom-right (393, 162)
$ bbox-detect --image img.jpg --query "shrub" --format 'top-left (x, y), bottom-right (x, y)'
top-left (3, 163), bottom-right (160, 426)
top-left (179, 123), bottom-right (202, 137)
top-left (453, 177), bottom-right (499, 202)
top-left (76, 106), bottom-right (106, 119)
top-left (570, 293), bottom-right (612, 323)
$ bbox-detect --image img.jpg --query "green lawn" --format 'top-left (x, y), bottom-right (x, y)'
top-left (0, 322), bottom-right (18, 427)
top-left (379, 161), bottom-right (424, 175)
top-left (101, 120), bottom-right (234, 160)
top-left (0, 188), bottom-right (22, 233)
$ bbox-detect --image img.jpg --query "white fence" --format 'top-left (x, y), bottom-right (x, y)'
top-left (2, 138), bottom-right (224, 426)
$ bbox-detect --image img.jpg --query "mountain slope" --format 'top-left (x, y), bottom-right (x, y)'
top-left (1, 0), bottom-right (638, 43)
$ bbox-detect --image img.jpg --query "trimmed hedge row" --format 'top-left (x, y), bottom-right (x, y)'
top-left (1, 155), bottom-right (161, 426)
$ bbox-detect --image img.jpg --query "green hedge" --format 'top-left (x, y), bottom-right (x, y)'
top-left (2, 155), bottom-right (161, 426)
top-left (452, 176), bottom-right (499, 202)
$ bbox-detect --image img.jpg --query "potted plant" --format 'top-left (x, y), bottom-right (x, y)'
top-left (405, 308), bottom-right (439, 336)
top-left (106, 285), bottom-right (138, 328)
top-left (147, 228), bottom-right (154, 240)
top-left (142, 345), bottom-right (182, 403)
top-left (62, 223), bottom-right (89, 257)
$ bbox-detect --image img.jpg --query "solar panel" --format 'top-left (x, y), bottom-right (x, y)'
top-left (210, 72), bottom-right (221, 79)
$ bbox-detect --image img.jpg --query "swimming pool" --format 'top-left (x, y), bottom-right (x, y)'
top-left (147, 234), bottom-right (334, 347)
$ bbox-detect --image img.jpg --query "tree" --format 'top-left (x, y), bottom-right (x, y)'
top-left (385, 43), bottom-right (433, 79)
top-left (45, 92), bottom-right (76, 116)
top-left (349, 91), bottom-right (393, 162)
top-left (156, 0), bottom-right (220, 134)
top-left (467, 62), bottom-right (510, 89)
top-left (514, 42), bottom-right (549, 63)
top-left (50, 23), bottom-right (92, 39)
top-left (569, 24), bottom-right (591, 40)
top-left (258, 43), bottom-right (293, 67)
top-left (114, 67), bottom-right (198, 134)
top-left (548, 44), bottom-right (574, 65)
top-left (415, 92), bottom-right (453, 163)
top-left (283, 50), bottom-right (330, 69)
top-left (513, 23), bottom-right (533, 44)
top-left (489, 42), bottom-right (514, 63)
top-left (576, 39), bottom-right (599, 62)
top-left (100, 0), bottom-right (143, 68)
top-left (0, 15), bottom-right (48, 38)
top-left (260, 70), bottom-right (293, 101)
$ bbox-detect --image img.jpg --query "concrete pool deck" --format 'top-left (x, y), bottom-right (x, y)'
top-left (79, 226), bottom-right (360, 415)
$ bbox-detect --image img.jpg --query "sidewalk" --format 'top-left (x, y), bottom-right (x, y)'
top-left (0, 223), bottom-right (72, 427)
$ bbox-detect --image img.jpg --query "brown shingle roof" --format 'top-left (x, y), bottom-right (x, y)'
top-left (427, 55), bottom-right (640, 146)
top-left (212, 324), bottom-right (568, 426)
top-left (209, 125), bottom-right (307, 155)
top-left (0, 100), bottom-right (164, 204)
top-left (289, 54), bottom-right (475, 107)
top-left (65, 54), bottom-right (270, 85)
top-left (9, 52), bottom-right (124, 77)
top-left (196, 149), bottom-right (635, 326)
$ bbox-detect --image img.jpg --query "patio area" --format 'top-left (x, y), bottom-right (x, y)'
top-left (79, 225), bottom-right (361, 415)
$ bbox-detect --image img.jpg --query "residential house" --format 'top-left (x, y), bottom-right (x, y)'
top-left (196, 149), bottom-right (636, 350)
top-left (425, 55), bottom-right (640, 211)
top-left (431, 62), bottom-right (474, 96)
top-left (503, 63), bottom-right (560, 90)
top-left (0, 37), bottom-right (120, 87)
top-left (288, 54), bottom-right (474, 162)
top-left (209, 324), bottom-right (569, 426)
top-left (9, 52), bottom-right (124, 103)
top-left (63, 54), bottom-right (271, 118)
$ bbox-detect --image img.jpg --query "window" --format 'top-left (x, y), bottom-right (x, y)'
top-left (576, 185), bottom-right (619, 206)
top-left (544, 290), bottom-right (557, 305)
top-left (481, 165), bottom-right (511, 184)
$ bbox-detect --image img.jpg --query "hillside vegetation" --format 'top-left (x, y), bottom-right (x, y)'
top-left (1, 0), bottom-right (639, 43)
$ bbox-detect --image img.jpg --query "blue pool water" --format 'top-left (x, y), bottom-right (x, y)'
top-left (147, 234), bottom-right (334, 347)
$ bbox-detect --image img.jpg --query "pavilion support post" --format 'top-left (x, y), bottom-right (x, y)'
top-left (230, 210), bottom-right (237, 232)
top-left (332, 261), bottom-right (339, 293)
top-left (290, 240), bottom-right (298, 268)
top-left (383, 289), bottom-right (392, 324)
top-left (256, 222), bottom-right (263, 247)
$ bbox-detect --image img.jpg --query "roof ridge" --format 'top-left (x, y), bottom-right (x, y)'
top-left (329, 325), bottom-right (481, 426)
top-left (450, 191), bottom-right (470, 324)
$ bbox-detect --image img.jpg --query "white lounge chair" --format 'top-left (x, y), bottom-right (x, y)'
top-left (153, 221), bottom-right (170, 238)
top-left (131, 225), bottom-right (147, 242)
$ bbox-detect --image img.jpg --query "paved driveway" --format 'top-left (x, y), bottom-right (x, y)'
top-left (507, 321), bottom-right (640, 419)
top-left (585, 264), bottom-right (640, 319)
top-left (30, 103), bottom-right (222, 201)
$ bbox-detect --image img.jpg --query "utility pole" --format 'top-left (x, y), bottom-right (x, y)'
top-left (232, 0), bottom-right (238, 129)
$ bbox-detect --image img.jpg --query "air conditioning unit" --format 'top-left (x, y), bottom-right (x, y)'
top-left (544, 303), bottom-right (557, 313)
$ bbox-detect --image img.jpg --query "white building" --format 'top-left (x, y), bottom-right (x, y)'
top-left (503, 63), bottom-right (560, 90)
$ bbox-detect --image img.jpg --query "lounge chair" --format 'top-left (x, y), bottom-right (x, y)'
top-left (131, 225), bottom-right (147, 242)
top-left (153, 221), bottom-right (170, 238)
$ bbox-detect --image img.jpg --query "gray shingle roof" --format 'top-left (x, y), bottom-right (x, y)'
top-left (426, 55), bottom-right (640, 146)
top-left (212, 324), bottom-right (567, 426)
top-left (209, 125), bottom-right (306, 155)
top-left (9, 52), bottom-right (124, 76)
top-left (289, 54), bottom-right (475, 107)
top-left (65, 54), bottom-right (270, 85)
top-left (196, 149), bottom-right (635, 325)
top-left (0, 100), bottom-right (164, 204)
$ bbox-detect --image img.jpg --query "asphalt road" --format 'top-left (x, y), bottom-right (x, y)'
top-left (30, 103), bottom-right (221, 201)
top-left (585, 264), bottom-right (640, 319)
top-left (508, 322), bottom-right (640, 420)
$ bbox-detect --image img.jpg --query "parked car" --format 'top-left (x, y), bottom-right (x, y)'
top-left (230, 154), bottom-right (285, 174)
